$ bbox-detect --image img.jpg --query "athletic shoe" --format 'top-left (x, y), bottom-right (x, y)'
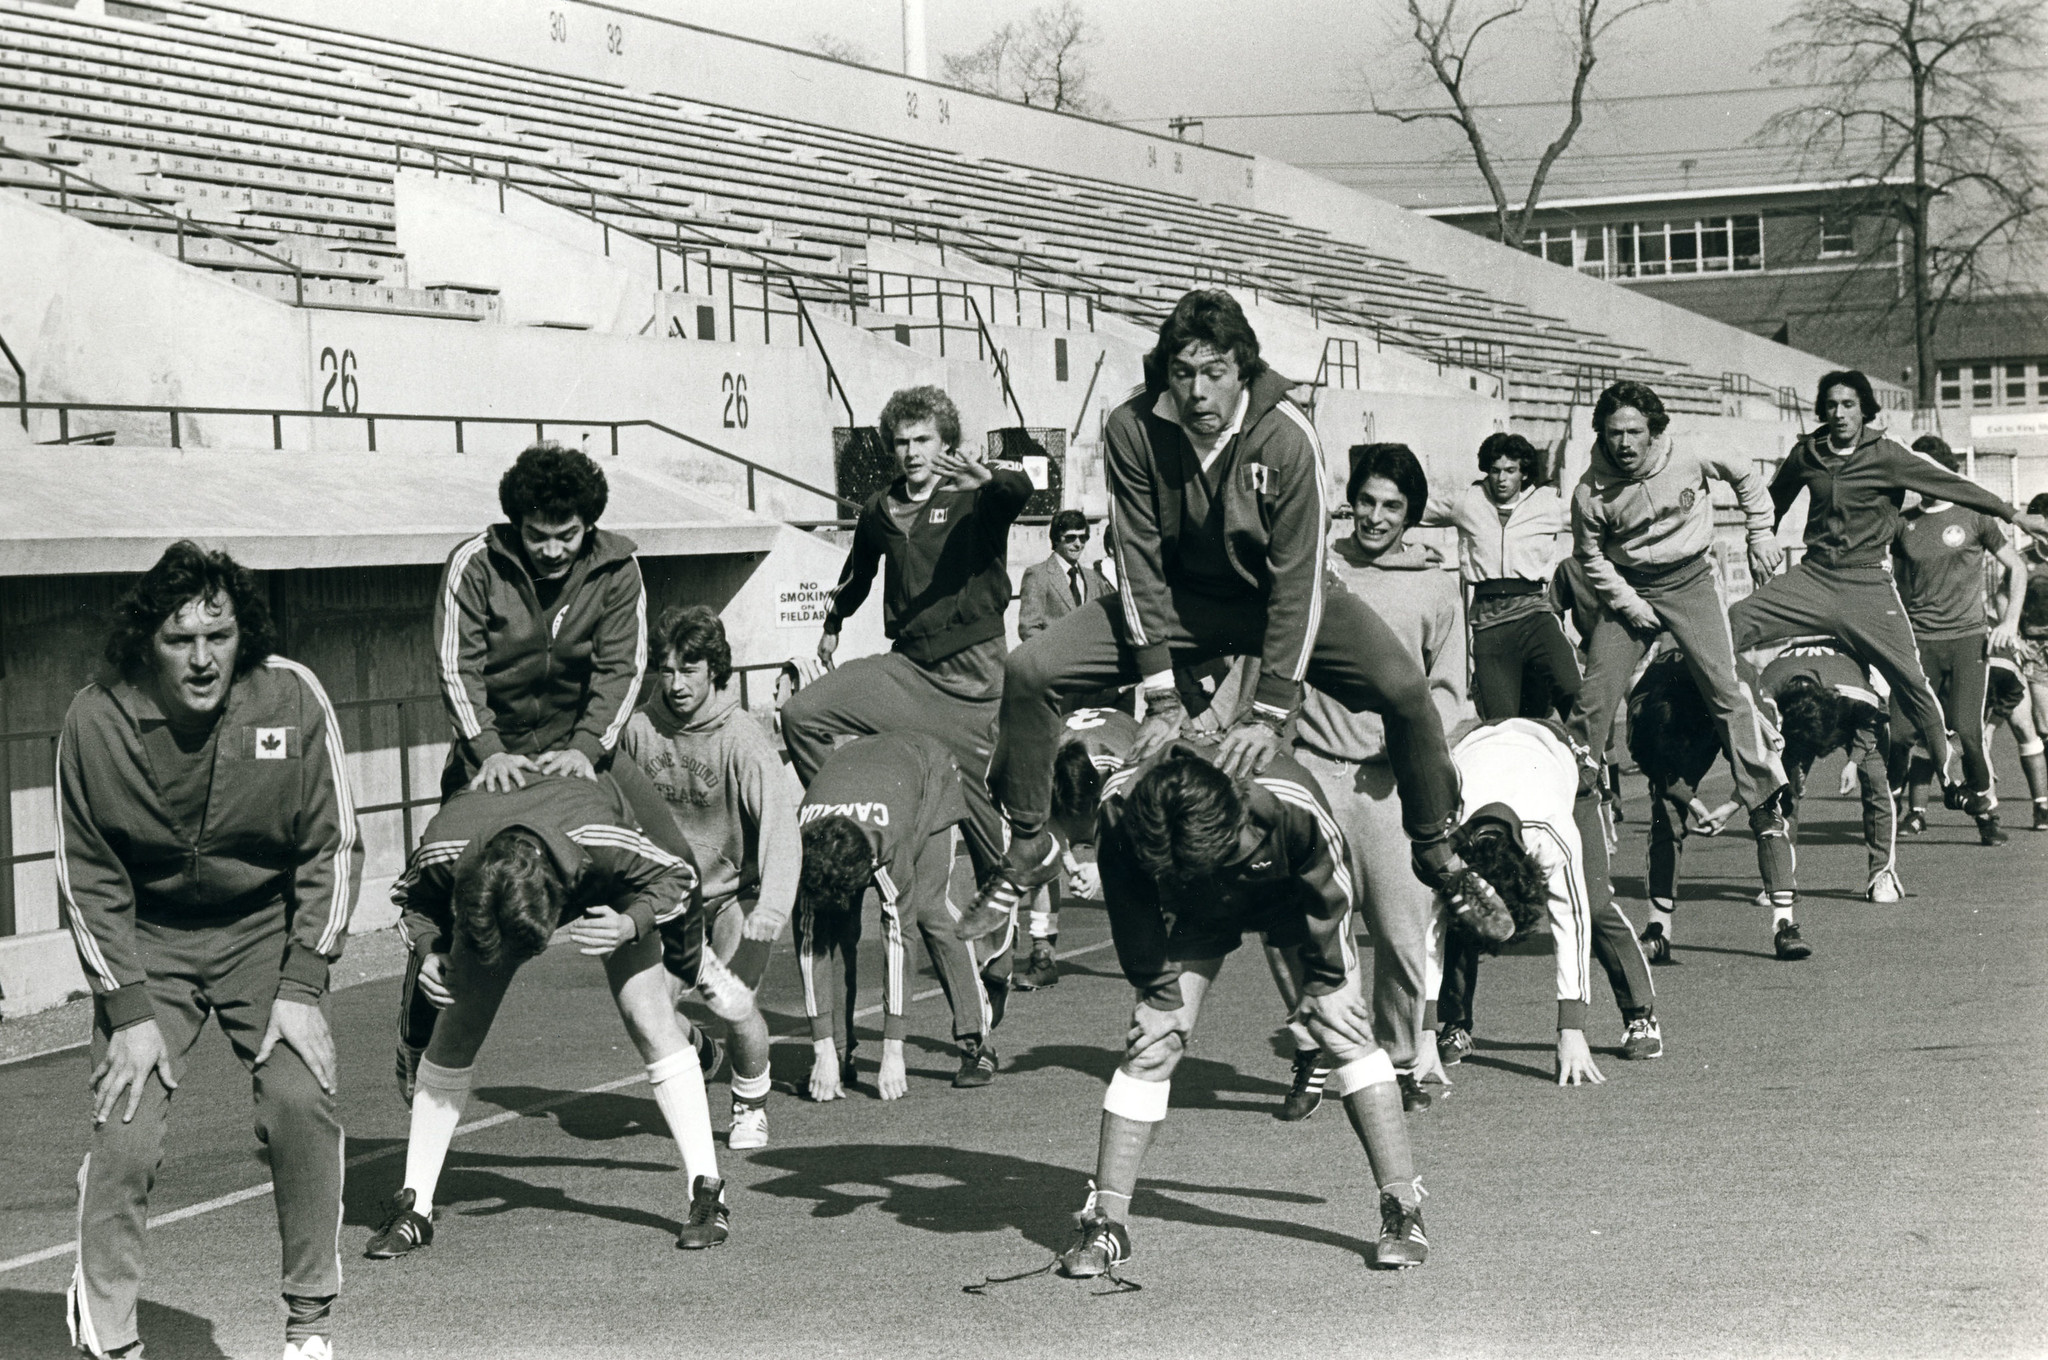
top-left (282, 1338), bottom-right (332, 1360)
top-left (675, 1175), bottom-right (730, 1250)
top-left (1901, 808), bottom-right (1928, 836)
top-left (1621, 1017), bottom-right (1663, 1060)
top-left (1773, 919), bottom-right (1812, 961)
top-left (1442, 871), bottom-right (1514, 945)
top-left (1374, 1192), bottom-right (1428, 1269)
top-left (363, 1189), bottom-right (433, 1259)
top-left (1942, 780), bottom-right (1970, 812)
top-left (1398, 1072), bottom-right (1433, 1112)
top-left (956, 830), bottom-right (1061, 942)
top-left (1279, 1048), bottom-right (1328, 1121)
top-left (395, 1042), bottom-right (423, 1108)
top-left (1437, 1026), bottom-right (1474, 1066)
top-left (953, 1040), bottom-right (997, 1088)
top-left (1868, 867), bottom-right (1904, 903)
top-left (728, 1101), bottom-right (768, 1151)
top-left (1978, 814), bottom-right (2008, 846)
top-left (1012, 941), bottom-right (1060, 991)
top-left (1056, 1213), bottom-right (1132, 1279)
top-left (1639, 922), bottom-right (1672, 966)
top-left (2033, 800), bottom-right (2048, 831)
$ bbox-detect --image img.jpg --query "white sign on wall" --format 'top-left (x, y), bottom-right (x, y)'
top-left (777, 580), bottom-right (831, 628)
top-left (1971, 412), bottom-right (2048, 440)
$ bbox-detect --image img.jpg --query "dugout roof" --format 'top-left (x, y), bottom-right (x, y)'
top-left (0, 448), bottom-right (783, 575)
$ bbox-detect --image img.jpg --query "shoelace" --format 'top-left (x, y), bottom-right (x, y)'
top-left (965, 1183), bottom-right (1141, 1296)
top-left (688, 1190), bottom-right (726, 1225)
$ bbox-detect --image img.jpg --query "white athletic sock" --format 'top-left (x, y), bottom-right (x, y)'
top-left (1286, 1020), bottom-right (1317, 1053)
top-left (403, 1059), bottom-right (473, 1216)
top-left (1768, 892), bottom-right (1796, 928)
top-left (648, 1049), bottom-right (719, 1187)
top-left (1649, 902), bottom-right (1674, 935)
top-left (731, 1067), bottom-right (771, 1106)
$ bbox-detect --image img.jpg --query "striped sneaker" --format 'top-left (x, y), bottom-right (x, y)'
top-left (1374, 1190), bottom-right (1429, 1269)
top-left (1057, 1212), bottom-right (1133, 1279)
top-left (1279, 1048), bottom-right (1328, 1121)
top-left (956, 830), bottom-right (1061, 942)
top-left (364, 1189), bottom-right (433, 1259)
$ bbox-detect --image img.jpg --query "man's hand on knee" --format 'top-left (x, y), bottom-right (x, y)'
top-left (1130, 689), bottom-right (1186, 764)
top-left (1125, 998), bottom-right (1191, 1073)
top-left (1300, 978), bottom-right (1376, 1053)
top-left (92, 1018), bottom-right (176, 1125)
top-left (255, 997), bottom-right (338, 1094)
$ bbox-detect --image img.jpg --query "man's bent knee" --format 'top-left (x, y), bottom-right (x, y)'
top-left (1121, 1031), bottom-right (1184, 1080)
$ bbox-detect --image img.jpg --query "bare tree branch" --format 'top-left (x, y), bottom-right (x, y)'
top-left (942, 2), bottom-right (1107, 115)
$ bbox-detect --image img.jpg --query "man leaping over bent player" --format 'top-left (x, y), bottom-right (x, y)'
top-left (1053, 741), bottom-right (1429, 1280)
top-left (961, 288), bottom-right (1467, 943)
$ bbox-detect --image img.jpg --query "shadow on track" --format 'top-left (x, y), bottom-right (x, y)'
top-left (748, 1145), bottom-right (1376, 1261)
top-left (345, 1146), bottom-right (681, 1235)
top-left (996, 1045), bottom-right (1287, 1113)
top-left (0, 1289), bottom-right (227, 1360)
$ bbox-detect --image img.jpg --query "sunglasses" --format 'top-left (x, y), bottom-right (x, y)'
top-left (1056, 533), bottom-right (1089, 544)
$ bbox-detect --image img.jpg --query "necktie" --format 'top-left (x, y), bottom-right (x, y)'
top-left (1069, 565), bottom-right (1085, 606)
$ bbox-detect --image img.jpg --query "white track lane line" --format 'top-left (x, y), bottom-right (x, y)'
top-left (0, 937), bottom-right (1115, 1275)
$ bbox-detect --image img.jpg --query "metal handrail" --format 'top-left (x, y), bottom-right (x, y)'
top-left (0, 325), bottom-right (24, 430)
top-left (0, 137), bottom-right (309, 306)
top-left (3, 400), bottom-right (863, 515)
top-left (965, 295), bottom-right (1028, 429)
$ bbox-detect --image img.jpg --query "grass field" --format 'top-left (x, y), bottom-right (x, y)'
top-left (3, 754), bottom-right (2044, 1360)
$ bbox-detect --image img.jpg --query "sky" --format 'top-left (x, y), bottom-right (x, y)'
top-left (661, 0), bottom-right (1966, 209)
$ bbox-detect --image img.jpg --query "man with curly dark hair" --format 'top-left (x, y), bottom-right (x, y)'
top-left (793, 730), bottom-right (1009, 1098)
top-left (1052, 742), bottom-right (1430, 1283)
top-left (1427, 717), bottom-right (1662, 1081)
top-left (1624, 649), bottom-right (1739, 963)
top-left (365, 771), bottom-right (733, 1257)
top-left (58, 541), bottom-right (362, 1360)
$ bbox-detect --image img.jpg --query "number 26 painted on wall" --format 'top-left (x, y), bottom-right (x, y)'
top-left (721, 371), bottom-right (749, 429)
top-left (319, 347), bottom-right (359, 413)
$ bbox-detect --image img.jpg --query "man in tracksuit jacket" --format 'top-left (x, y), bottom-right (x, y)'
top-left (1566, 380), bottom-right (1786, 821)
top-left (783, 384), bottom-right (1033, 892)
top-left (57, 541), bottom-right (361, 1360)
top-left (965, 289), bottom-right (1464, 939)
top-left (1731, 370), bottom-right (2048, 819)
top-left (1420, 432), bottom-right (1578, 720)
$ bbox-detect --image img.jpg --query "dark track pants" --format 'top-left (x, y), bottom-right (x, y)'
top-left (71, 901), bottom-right (342, 1356)
top-left (1758, 734), bottom-right (1897, 895)
top-left (1471, 610), bottom-right (1582, 721)
top-left (1646, 779), bottom-right (1697, 902)
top-left (792, 827), bottom-right (1004, 1049)
top-left (1886, 631), bottom-right (1992, 797)
top-left (1570, 554), bottom-right (1784, 811)
top-left (1731, 560), bottom-right (1952, 774)
top-left (781, 650), bottom-right (1004, 884)
top-left (1434, 791), bottom-right (1655, 1031)
top-left (992, 587), bottom-right (1460, 840)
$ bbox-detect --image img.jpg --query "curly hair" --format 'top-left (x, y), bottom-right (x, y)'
top-left (498, 441), bottom-right (609, 526)
top-left (1145, 289), bottom-right (1267, 392)
top-left (1628, 655), bottom-right (1719, 788)
top-left (454, 828), bottom-right (568, 968)
top-left (1592, 380), bottom-right (1671, 438)
top-left (1123, 754), bottom-right (1246, 885)
top-left (798, 815), bottom-right (875, 915)
top-left (1452, 821), bottom-right (1547, 948)
top-left (877, 385), bottom-right (962, 454)
top-left (1050, 742), bottom-right (1105, 827)
top-left (104, 540), bottom-right (276, 682)
top-left (1346, 443), bottom-right (1429, 525)
top-left (1774, 675), bottom-right (1854, 765)
top-left (651, 604), bottom-right (732, 687)
top-left (1814, 370), bottom-right (1880, 423)
top-left (1477, 431), bottom-right (1542, 484)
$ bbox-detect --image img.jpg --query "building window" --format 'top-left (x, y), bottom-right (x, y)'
top-left (1818, 214), bottom-right (1854, 256)
top-left (1938, 366), bottom-right (1962, 408)
top-left (2038, 359), bottom-right (2048, 402)
top-left (1598, 217), bottom-right (1763, 278)
top-left (1972, 364), bottom-right (1994, 404)
top-left (1701, 218), bottom-right (1731, 272)
top-left (2008, 365), bottom-right (2029, 404)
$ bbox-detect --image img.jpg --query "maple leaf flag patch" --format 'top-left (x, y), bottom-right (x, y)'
top-left (256, 727), bottom-right (290, 760)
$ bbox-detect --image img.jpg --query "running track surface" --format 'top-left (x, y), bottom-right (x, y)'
top-left (2, 754), bottom-right (2044, 1360)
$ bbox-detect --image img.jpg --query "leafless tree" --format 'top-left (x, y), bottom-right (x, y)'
top-left (943, 2), bottom-right (1106, 115)
top-left (808, 32), bottom-right (875, 66)
top-left (1370, 0), bottom-right (1668, 249)
top-left (1762, 0), bottom-right (2043, 406)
